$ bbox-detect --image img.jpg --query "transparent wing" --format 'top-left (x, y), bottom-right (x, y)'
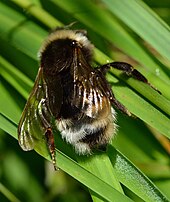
top-left (72, 61), bottom-right (111, 119)
top-left (18, 68), bottom-right (58, 151)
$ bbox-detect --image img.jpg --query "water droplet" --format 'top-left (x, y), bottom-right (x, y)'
top-left (155, 68), bottom-right (160, 76)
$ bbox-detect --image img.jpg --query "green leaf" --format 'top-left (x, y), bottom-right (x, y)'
top-left (101, 0), bottom-right (170, 62)
top-left (0, 117), bottom-right (133, 202)
top-left (108, 146), bottom-right (169, 202)
top-left (1, 112), bottom-right (168, 202)
top-left (0, 183), bottom-right (21, 202)
top-left (0, 56), bottom-right (33, 99)
top-left (13, 0), bottom-right (63, 28)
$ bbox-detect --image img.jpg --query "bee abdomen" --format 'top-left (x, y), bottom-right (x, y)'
top-left (58, 109), bottom-right (117, 155)
top-left (75, 121), bottom-right (116, 154)
top-left (79, 125), bottom-right (108, 148)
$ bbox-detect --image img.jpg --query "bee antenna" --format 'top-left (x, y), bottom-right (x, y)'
top-left (64, 21), bottom-right (78, 29)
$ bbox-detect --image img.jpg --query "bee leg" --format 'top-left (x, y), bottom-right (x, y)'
top-left (45, 128), bottom-right (58, 171)
top-left (97, 144), bottom-right (107, 152)
top-left (100, 62), bottom-right (161, 94)
top-left (110, 95), bottom-right (132, 116)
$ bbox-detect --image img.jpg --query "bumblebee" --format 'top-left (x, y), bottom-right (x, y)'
top-left (18, 28), bottom-right (159, 170)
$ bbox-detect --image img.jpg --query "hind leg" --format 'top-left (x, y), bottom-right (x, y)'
top-left (99, 61), bottom-right (161, 94)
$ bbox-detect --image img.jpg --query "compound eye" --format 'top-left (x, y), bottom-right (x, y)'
top-left (70, 40), bottom-right (78, 47)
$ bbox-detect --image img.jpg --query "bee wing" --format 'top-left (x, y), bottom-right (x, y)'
top-left (18, 68), bottom-right (62, 151)
top-left (72, 62), bottom-right (111, 118)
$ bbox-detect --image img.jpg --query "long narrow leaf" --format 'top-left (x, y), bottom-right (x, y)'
top-left (101, 0), bottom-right (170, 62)
top-left (0, 115), bottom-right (132, 202)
